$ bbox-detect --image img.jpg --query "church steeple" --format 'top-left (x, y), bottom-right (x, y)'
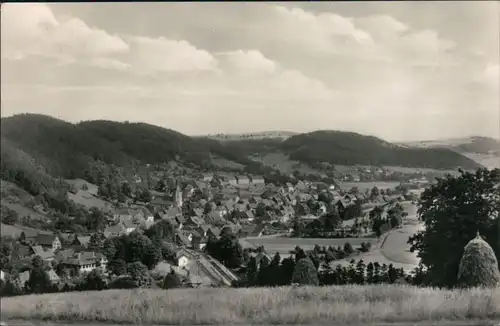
top-left (175, 180), bottom-right (183, 208)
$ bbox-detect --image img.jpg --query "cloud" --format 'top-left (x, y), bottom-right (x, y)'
top-left (217, 50), bottom-right (276, 74)
top-left (1, 3), bottom-right (128, 62)
top-left (481, 64), bottom-right (500, 89)
top-left (124, 36), bottom-right (218, 74)
top-left (212, 50), bottom-right (336, 100)
top-left (271, 6), bottom-right (374, 54)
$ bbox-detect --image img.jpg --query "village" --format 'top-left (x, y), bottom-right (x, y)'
top-left (1, 166), bottom-right (424, 290)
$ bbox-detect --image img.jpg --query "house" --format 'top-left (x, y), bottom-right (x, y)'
top-left (73, 236), bottom-right (91, 249)
top-left (239, 224), bottom-right (264, 238)
top-left (150, 197), bottom-right (174, 209)
top-left (197, 225), bottom-right (210, 237)
top-left (228, 176), bottom-right (238, 186)
top-left (166, 207), bottom-right (183, 219)
top-left (60, 251), bottom-right (108, 275)
top-left (176, 248), bottom-right (192, 267)
top-left (104, 223), bottom-right (126, 237)
top-left (176, 231), bottom-right (192, 248)
top-left (234, 210), bottom-right (254, 220)
top-left (250, 175), bottom-right (265, 185)
top-left (186, 215), bottom-right (205, 228)
top-left (294, 203), bottom-right (310, 216)
top-left (236, 175), bottom-right (250, 185)
top-left (173, 248), bottom-right (239, 287)
top-left (191, 233), bottom-right (207, 250)
top-left (31, 245), bottom-right (55, 261)
top-left (203, 173), bottom-right (213, 182)
top-left (285, 183), bottom-right (295, 192)
top-left (122, 219), bottom-right (137, 234)
top-left (35, 234), bottom-right (61, 251)
top-left (13, 244), bottom-right (34, 260)
top-left (207, 227), bottom-right (221, 239)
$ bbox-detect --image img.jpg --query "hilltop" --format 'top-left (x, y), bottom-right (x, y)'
top-left (1, 285), bottom-right (498, 325)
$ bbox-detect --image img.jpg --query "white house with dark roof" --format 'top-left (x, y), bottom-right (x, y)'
top-left (61, 251), bottom-right (108, 274)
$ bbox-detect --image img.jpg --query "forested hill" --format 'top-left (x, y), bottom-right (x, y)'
top-left (222, 131), bottom-right (483, 170)
top-left (0, 114), bottom-right (256, 179)
top-left (0, 114), bottom-right (482, 184)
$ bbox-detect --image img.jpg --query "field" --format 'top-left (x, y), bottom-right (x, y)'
top-left (2, 285), bottom-right (499, 325)
top-left (1, 223), bottom-right (52, 238)
top-left (240, 237), bottom-right (379, 255)
top-left (66, 179), bottom-right (99, 196)
top-left (339, 181), bottom-right (401, 191)
top-left (250, 152), bottom-right (325, 176)
top-left (333, 202), bottom-right (421, 272)
top-left (65, 180), bottom-right (112, 211)
top-left (462, 153), bottom-right (500, 170)
top-left (211, 157), bottom-right (246, 170)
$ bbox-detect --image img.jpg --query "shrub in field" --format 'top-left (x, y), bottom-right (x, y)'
top-left (291, 258), bottom-right (319, 286)
top-left (457, 232), bottom-right (500, 288)
top-left (163, 270), bottom-right (182, 289)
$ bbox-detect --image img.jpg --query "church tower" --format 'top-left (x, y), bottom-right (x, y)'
top-left (175, 180), bottom-right (183, 208)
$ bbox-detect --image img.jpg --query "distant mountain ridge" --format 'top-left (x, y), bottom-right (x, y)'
top-left (0, 114), bottom-right (483, 185)
top-left (398, 136), bottom-right (500, 154)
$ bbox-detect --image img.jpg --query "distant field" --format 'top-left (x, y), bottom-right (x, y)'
top-left (1, 223), bottom-right (51, 238)
top-left (211, 157), bottom-right (246, 170)
top-left (2, 286), bottom-right (498, 325)
top-left (250, 152), bottom-right (324, 176)
top-left (462, 153), bottom-right (500, 170)
top-left (2, 202), bottom-right (47, 221)
top-left (66, 178), bottom-right (99, 196)
top-left (240, 237), bottom-right (378, 254)
top-left (382, 166), bottom-right (457, 174)
top-left (67, 189), bottom-right (112, 211)
top-left (339, 181), bottom-right (401, 191)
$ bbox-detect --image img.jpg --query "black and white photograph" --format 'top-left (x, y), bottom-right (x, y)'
top-left (0, 1), bottom-right (499, 325)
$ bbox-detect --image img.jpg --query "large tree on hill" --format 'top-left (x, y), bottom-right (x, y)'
top-left (408, 168), bottom-right (500, 288)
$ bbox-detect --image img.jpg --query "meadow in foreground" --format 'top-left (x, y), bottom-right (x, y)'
top-left (1, 285), bottom-right (499, 325)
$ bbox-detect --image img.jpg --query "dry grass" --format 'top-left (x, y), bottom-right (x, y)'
top-left (2, 285), bottom-right (499, 325)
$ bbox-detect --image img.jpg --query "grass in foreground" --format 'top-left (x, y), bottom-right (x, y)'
top-left (1, 285), bottom-right (499, 325)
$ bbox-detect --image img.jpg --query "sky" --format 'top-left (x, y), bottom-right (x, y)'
top-left (1, 2), bottom-right (499, 142)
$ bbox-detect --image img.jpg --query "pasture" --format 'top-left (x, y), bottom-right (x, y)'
top-left (2, 286), bottom-right (498, 325)
top-left (211, 157), bottom-right (246, 170)
top-left (250, 152), bottom-right (325, 176)
top-left (67, 189), bottom-right (112, 211)
top-left (1, 223), bottom-right (52, 238)
top-left (339, 181), bottom-right (401, 191)
top-left (65, 179), bottom-right (99, 196)
top-left (240, 237), bottom-right (378, 254)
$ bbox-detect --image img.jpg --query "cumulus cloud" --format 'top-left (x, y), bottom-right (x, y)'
top-left (272, 6), bottom-right (374, 54)
top-left (1, 3), bottom-right (128, 61)
top-left (124, 36), bottom-right (218, 74)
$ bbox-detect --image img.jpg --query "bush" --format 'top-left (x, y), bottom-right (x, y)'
top-left (162, 270), bottom-right (182, 289)
top-left (108, 276), bottom-right (136, 289)
top-left (291, 258), bottom-right (319, 286)
top-left (457, 233), bottom-right (500, 288)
